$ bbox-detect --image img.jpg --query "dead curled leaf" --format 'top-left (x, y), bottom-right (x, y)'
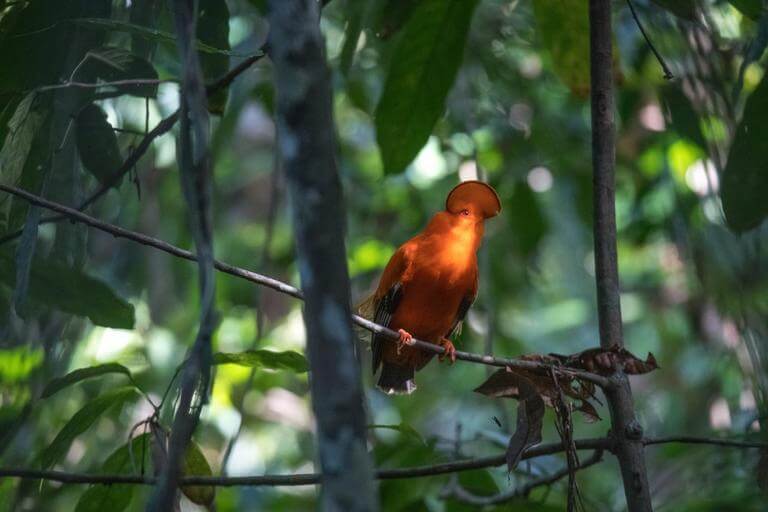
top-left (504, 375), bottom-right (544, 472)
top-left (548, 345), bottom-right (659, 376)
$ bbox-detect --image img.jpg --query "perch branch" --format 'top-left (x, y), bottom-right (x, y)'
top-left (0, 183), bottom-right (613, 389)
top-left (1, 435), bottom-right (763, 487)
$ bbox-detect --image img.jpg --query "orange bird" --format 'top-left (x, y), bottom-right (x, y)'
top-left (361, 181), bottom-right (501, 394)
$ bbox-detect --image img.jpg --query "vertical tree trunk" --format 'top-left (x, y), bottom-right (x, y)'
top-left (589, 1), bottom-right (653, 510)
top-left (268, 1), bottom-right (378, 510)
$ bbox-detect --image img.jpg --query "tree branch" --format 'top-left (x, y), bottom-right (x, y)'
top-left (0, 183), bottom-right (613, 388)
top-left (441, 450), bottom-right (604, 506)
top-left (1, 436), bottom-right (763, 487)
top-left (268, 0), bottom-right (377, 509)
top-left (146, 1), bottom-right (215, 509)
top-left (589, 1), bottom-right (652, 510)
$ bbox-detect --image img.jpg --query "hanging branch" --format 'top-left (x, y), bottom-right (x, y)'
top-left (0, 182), bottom-right (613, 388)
top-left (146, 1), bottom-right (216, 510)
top-left (267, 0), bottom-right (377, 510)
top-left (589, 1), bottom-right (653, 510)
top-left (0, 435), bottom-right (764, 487)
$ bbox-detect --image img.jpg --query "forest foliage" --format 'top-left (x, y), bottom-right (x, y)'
top-left (1, 0), bottom-right (768, 510)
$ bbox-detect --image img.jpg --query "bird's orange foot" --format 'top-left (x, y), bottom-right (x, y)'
top-left (396, 329), bottom-right (414, 355)
top-left (439, 338), bottom-right (457, 364)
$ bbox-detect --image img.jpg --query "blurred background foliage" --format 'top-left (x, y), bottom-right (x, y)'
top-left (1, 0), bottom-right (767, 510)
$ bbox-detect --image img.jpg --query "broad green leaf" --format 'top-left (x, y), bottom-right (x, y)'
top-left (39, 387), bottom-right (136, 469)
top-left (198, 0), bottom-right (230, 114)
top-left (375, 0), bottom-right (478, 174)
top-left (0, 93), bottom-right (46, 232)
top-left (374, 0), bottom-right (422, 40)
top-left (367, 423), bottom-right (425, 445)
top-left (650, 0), bottom-right (697, 21)
top-left (80, 46), bottom-right (159, 98)
top-left (41, 363), bottom-right (132, 399)
top-left (72, 18), bottom-right (237, 56)
top-left (76, 103), bottom-right (123, 186)
top-left (729, 0), bottom-right (764, 21)
top-left (721, 73), bottom-right (768, 232)
top-left (74, 433), bottom-right (151, 512)
top-left (181, 440), bottom-right (215, 506)
top-left (0, 249), bottom-right (135, 328)
top-left (212, 349), bottom-right (309, 373)
top-left (533, 0), bottom-right (620, 97)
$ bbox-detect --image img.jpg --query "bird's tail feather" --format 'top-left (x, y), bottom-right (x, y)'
top-left (377, 363), bottom-right (416, 395)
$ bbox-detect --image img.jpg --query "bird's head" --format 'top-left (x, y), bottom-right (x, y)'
top-left (445, 180), bottom-right (502, 225)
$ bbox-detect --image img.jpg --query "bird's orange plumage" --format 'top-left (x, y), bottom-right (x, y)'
top-left (365, 181), bottom-right (501, 394)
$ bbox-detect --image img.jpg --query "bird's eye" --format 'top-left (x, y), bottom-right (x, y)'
top-left (461, 209), bottom-right (470, 216)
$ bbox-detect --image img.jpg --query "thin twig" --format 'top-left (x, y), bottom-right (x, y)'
top-left (1, 435), bottom-right (764, 487)
top-left (34, 79), bottom-right (176, 93)
top-left (0, 183), bottom-right (613, 389)
top-left (626, 0), bottom-right (674, 80)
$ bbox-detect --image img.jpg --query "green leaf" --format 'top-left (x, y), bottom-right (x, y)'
top-left (533, 0), bottom-right (620, 97)
top-left (212, 349), bottom-right (309, 373)
top-left (0, 93), bottom-right (46, 232)
top-left (0, 249), bottom-right (135, 328)
top-left (650, 0), bottom-right (697, 21)
top-left (38, 387), bottom-right (136, 469)
top-left (728, 0), bottom-right (764, 21)
top-left (181, 440), bottom-right (215, 506)
top-left (374, 0), bottom-right (422, 40)
top-left (41, 363), bottom-right (132, 399)
top-left (375, 0), bottom-right (478, 174)
top-left (198, 0), bottom-right (230, 114)
top-left (80, 46), bottom-right (159, 98)
top-left (367, 423), bottom-right (425, 445)
top-left (721, 74), bottom-right (768, 232)
top-left (129, 0), bottom-right (164, 60)
top-left (74, 433), bottom-right (151, 512)
top-left (76, 103), bottom-right (123, 186)
top-left (71, 18), bottom-right (238, 56)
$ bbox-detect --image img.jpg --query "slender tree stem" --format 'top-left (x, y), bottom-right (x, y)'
top-left (589, 1), bottom-right (653, 510)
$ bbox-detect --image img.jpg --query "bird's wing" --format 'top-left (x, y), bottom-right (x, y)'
top-left (370, 242), bottom-right (415, 373)
top-left (446, 269), bottom-right (479, 339)
top-left (371, 282), bottom-right (403, 372)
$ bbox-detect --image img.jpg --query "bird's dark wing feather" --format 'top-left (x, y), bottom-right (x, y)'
top-left (372, 282), bottom-right (402, 373)
top-left (446, 294), bottom-right (475, 339)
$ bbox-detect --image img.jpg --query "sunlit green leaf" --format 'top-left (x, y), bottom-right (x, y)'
top-left (721, 73), bottom-right (768, 232)
top-left (76, 103), bottom-right (123, 186)
top-left (74, 433), bottom-right (151, 512)
top-left (533, 0), bottom-right (620, 97)
top-left (728, 0), bottom-right (764, 21)
top-left (39, 387), bottom-right (137, 470)
top-left (181, 440), bottom-right (215, 506)
top-left (212, 349), bottom-right (309, 373)
top-left (375, 0), bottom-right (478, 174)
top-left (41, 363), bottom-right (132, 399)
top-left (0, 249), bottom-right (135, 328)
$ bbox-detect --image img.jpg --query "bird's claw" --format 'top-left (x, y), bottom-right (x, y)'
top-left (396, 329), bottom-right (414, 355)
top-left (439, 338), bottom-right (457, 364)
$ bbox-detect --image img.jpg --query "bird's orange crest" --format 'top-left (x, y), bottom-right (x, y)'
top-left (445, 180), bottom-right (502, 219)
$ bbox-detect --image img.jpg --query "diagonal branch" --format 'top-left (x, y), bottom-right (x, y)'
top-left (0, 182), bottom-right (613, 388)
